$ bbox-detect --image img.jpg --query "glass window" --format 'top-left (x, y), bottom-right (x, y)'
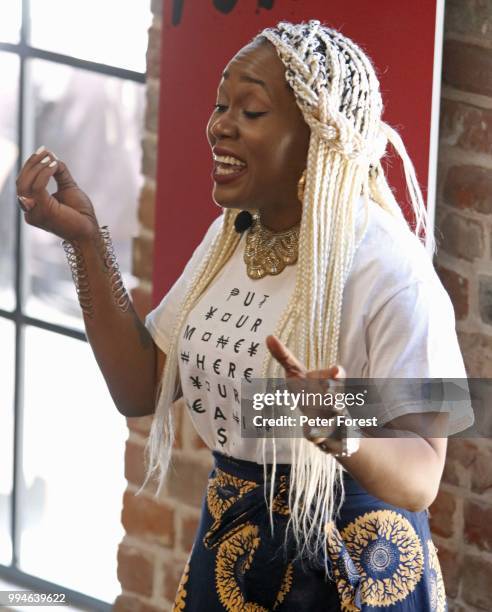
top-left (0, 319), bottom-right (15, 566)
top-left (19, 326), bottom-right (127, 602)
top-left (29, 0), bottom-right (152, 72)
top-left (0, 52), bottom-right (19, 312)
top-left (1, 1), bottom-right (151, 605)
top-left (23, 59), bottom-right (143, 330)
top-left (0, 1), bottom-right (22, 44)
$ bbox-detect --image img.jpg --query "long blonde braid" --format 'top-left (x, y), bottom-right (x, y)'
top-left (137, 208), bottom-right (241, 493)
top-left (138, 19), bottom-right (431, 571)
top-left (255, 20), bottom-right (431, 565)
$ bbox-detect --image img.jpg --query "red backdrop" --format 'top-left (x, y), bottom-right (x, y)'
top-left (152, 0), bottom-right (440, 304)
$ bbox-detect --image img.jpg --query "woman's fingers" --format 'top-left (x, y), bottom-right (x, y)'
top-left (16, 147), bottom-right (62, 223)
top-left (17, 195), bottom-right (36, 212)
top-left (16, 147), bottom-right (56, 200)
top-left (266, 334), bottom-right (307, 378)
top-left (19, 146), bottom-right (50, 176)
top-left (306, 366), bottom-right (344, 381)
top-left (16, 147), bottom-right (98, 241)
top-left (266, 335), bottom-right (347, 384)
top-left (305, 365), bottom-right (346, 392)
top-left (22, 163), bottom-right (61, 228)
top-left (30, 159), bottom-right (59, 205)
top-left (51, 159), bottom-right (77, 191)
top-left (266, 335), bottom-right (352, 448)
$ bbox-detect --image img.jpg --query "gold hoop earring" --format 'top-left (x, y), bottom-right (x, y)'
top-left (297, 169), bottom-right (306, 203)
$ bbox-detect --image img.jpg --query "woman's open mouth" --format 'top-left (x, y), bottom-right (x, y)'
top-left (212, 154), bottom-right (248, 184)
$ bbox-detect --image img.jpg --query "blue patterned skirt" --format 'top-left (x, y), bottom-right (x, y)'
top-left (172, 451), bottom-right (447, 611)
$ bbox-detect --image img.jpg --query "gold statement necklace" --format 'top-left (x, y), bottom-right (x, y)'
top-left (244, 212), bottom-right (300, 280)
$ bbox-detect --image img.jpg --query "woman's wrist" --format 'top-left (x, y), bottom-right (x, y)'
top-left (306, 425), bottom-right (361, 457)
top-left (67, 218), bottom-right (102, 249)
top-left (61, 225), bottom-right (130, 317)
top-left (303, 376), bottom-right (361, 458)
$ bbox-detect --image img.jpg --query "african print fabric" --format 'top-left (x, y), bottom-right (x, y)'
top-left (172, 451), bottom-right (447, 611)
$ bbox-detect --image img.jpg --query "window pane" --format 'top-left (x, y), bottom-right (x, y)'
top-left (19, 327), bottom-right (127, 602)
top-left (0, 52), bottom-right (19, 312)
top-left (23, 59), bottom-right (143, 329)
top-left (0, 318), bottom-right (15, 565)
top-left (29, 0), bottom-right (152, 72)
top-left (0, 1), bottom-right (22, 44)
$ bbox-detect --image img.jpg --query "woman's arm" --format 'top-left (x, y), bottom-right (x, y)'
top-left (75, 233), bottom-right (166, 418)
top-left (336, 412), bottom-right (449, 512)
top-left (266, 334), bottom-right (450, 513)
top-left (16, 149), bottom-right (164, 418)
top-left (338, 277), bottom-right (462, 511)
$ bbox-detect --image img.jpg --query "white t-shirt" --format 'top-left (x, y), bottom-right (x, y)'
top-left (145, 198), bottom-right (474, 463)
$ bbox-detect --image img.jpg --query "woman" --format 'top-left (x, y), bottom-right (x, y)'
top-left (17, 19), bottom-right (472, 612)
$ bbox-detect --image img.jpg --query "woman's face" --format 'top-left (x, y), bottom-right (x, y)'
top-left (206, 39), bottom-right (310, 231)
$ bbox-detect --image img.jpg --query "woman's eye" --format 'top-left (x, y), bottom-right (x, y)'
top-left (243, 111), bottom-right (267, 119)
top-left (213, 105), bottom-right (266, 119)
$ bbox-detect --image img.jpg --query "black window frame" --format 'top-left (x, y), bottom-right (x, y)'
top-left (0, 1), bottom-right (146, 609)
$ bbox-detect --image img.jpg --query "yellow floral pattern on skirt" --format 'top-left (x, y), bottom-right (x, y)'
top-left (427, 541), bottom-right (446, 612)
top-left (213, 522), bottom-right (294, 611)
top-left (205, 469), bottom-right (294, 611)
top-left (325, 510), bottom-right (446, 611)
top-left (173, 562), bottom-right (190, 612)
top-left (172, 452), bottom-right (447, 611)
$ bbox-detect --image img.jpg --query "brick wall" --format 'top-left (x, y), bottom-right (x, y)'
top-left (115, 1), bottom-right (492, 610)
top-left (114, 2), bottom-right (213, 610)
top-left (429, 1), bottom-right (492, 610)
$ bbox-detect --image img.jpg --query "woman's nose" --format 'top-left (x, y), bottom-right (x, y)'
top-left (209, 112), bottom-right (238, 140)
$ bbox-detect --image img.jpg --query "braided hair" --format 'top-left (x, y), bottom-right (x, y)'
top-left (138, 19), bottom-right (431, 570)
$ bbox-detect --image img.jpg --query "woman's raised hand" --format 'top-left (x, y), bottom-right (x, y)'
top-left (265, 334), bottom-right (347, 449)
top-left (16, 147), bottom-right (99, 242)
top-left (265, 333), bottom-right (344, 385)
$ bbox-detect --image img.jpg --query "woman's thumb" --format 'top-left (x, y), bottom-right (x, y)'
top-left (53, 160), bottom-right (77, 190)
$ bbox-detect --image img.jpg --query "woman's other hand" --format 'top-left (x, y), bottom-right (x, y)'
top-left (265, 334), bottom-right (347, 449)
top-left (16, 146), bottom-right (99, 242)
